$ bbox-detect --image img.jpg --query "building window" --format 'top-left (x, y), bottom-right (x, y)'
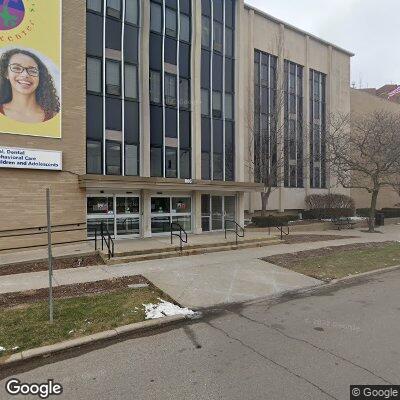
top-left (150, 70), bottom-right (161, 104)
top-left (106, 140), bottom-right (122, 175)
top-left (212, 91), bottom-right (222, 118)
top-left (310, 69), bottom-right (327, 188)
top-left (284, 60), bottom-right (304, 188)
top-left (165, 8), bottom-right (177, 38)
top-left (179, 78), bottom-right (190, 110)
top-left (225, 93), bottom-right (233, 120)
top-left (125, 0), bottom-right (139, 25)
top-left (165, 147), bottom-right (177, 178)
top-left (180, 13), bottom-right (191, 43)
top-left (165, 73), bottom-right (177, 107)
top-left (106, 60), bottom-right (121, 96)
top-left (201, 16), bottom-right (211, 49)
top-left (87, 57), bottom-right (102, 93)
top-left (87, 0), bottom-right (102, 13)
top-left (124, 64), bottom-right (137, 99)
top-left (253, 50), bottom-right (278, 186)
top-left (150, 2), bottom-right (162, 33)
top-left (87, 140), bottom-right (102, 174)
top-left (213, 21), bottom-right (223, 53)
top-left (201, 89), bottom-right (210, 116)
top-left (106, 0), bottom-right (121, 19)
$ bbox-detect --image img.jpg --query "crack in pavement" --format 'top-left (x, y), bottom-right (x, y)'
top-left (207, 321), bottom-right (338, 400)
top-left (235, 311), bottom-right (393, 385)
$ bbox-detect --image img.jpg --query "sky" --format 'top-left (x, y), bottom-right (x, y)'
top-left (246, 0), bottom-right (399, 89)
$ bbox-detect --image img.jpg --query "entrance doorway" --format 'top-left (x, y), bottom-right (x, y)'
top-left (151, 196), bottom-right (192, 234)
top-left (201, 195), bottom-right (236, 232)
top-left (87, 195), bottom-right (140, 239)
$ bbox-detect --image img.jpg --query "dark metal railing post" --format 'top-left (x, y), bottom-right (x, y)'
top-left (101, 222), bottom-right (104, 251)
top-left (95, 228), bottom-right (97, 251)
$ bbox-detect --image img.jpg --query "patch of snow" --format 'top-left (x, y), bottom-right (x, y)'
top-left (68, 330), bottom-right (74, 335)
top-left (12, 346), bottom-right (19, 351)
top-left (0, 346), bottom-right (5, 353)
top-left (143, 299), bottom-right (196, 320)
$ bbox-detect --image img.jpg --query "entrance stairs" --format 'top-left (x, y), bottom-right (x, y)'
top-left (104, 235), bottom-right (281, 265)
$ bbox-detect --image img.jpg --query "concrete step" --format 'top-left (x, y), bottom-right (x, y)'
top-left (106, 238), bottom-right (282, 265)
top-left (113, 236), bottom-right (277, 258)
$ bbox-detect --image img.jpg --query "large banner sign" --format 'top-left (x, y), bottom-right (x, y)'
top-left (0, 0), bottom-right (61, 138)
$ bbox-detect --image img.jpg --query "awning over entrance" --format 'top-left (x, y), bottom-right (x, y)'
top-left (79, 175), bottom-right (264, 193)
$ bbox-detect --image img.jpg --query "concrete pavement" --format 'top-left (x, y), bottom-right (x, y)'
top-left (1, 266), bottom-right (399, 400)
top-left (1, 227), bottom-right (399, 308)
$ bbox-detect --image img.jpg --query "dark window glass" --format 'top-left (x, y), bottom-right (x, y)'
top-left (212, 91), bottom-right (222, 118)
top-left (165, 147), bottom-right (177, 178)
top-left (201, 16), bottom-right (211, 49)
top-left (201, 0), bottom-right (211, 17)
top-left (180, 14), bottom-right (190, 43)
top-left (151, 147), bottom-right (163, 177)
top-left (87, 140), bottom-right (102, 174)
top-left (213, 119), bottom-right (223, 153)
top-left (213, 53), bottom-right (223, 91)
top-left (213, 153), bottom-right (223, 180)
top-left (201, 89), bottom-right (210, 116)
top-left (124, 64), bottom-right (137, 99)
top-left (165, 73), bottom-right (177, 107)
top-left (107, 0), bottom-right (121, 18)
top-left (125, 0), bottom-right (139, 25)
top-left (180, 0), bottom-right (191, 15)
top-left (125, 144), bottom-right (139, 176)
top-left (87, 0), bottom-right (102, 13)
top-left (225, 27), bottom-right (234, 58)
top-left (225, 93), bottom-right (233, 120)
top-left (225, 58), bottom-right (234, 93)
top-left (213, 21), bottom-right (223, 53)
top-left (106, 60), bottom-right (121, 96)
top-left (106, 18), bottom-right (122, 50)
top-left (150, 70), bottom-right (162, 104)
top-left (201, 50), bottom-right (211, 88)
top-left (225, 121), bottom-right (235, 181)
top-left (201, 152), bottom-right (211, 180)
top-left (87, 95), bottom-right (103, 140)
top-left (106, 98), bottom-right (122, 130)
top-left (125, 100), bottom-right (139, 144)
top-left (165, 7), bottom-right (177, 37)
top-left (150, 1), bottom-right (162, 33)
top-left (150, 33), bottom-right (162, 70)
top-left (87, 57), bottom-right (102, 93)
top-left (166, 0), bottom-right (177, 9)
top-left (165, 108), bottom-right (177, 138)
top-left (225, 0), bottom-right (234, 28)
top-left (87, 13), bottom-right (103, 57)
top-left (201, 117), bottom-right (211, 152)
top-left (213, 0), bottom-right (223, 22)
top-left (180, 111), bottom-right (191, 148)
top-left (179, 78), bottom-right (190, 109)
top-left (124, 25), bottom-right (138, 63)
top-left (150, 105), bottom-right (163, 146)
top-left (179, 42), bottom-right (191, 78)
top-left (106, 140), bottom-right (121, 175)
top-left (180, 149), bottom-right (191, 179)
top-left (165, 37), bottom-right (177, 65)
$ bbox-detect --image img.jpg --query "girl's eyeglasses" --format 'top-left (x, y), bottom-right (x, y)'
top-left (8, 64), bottom-right (39, 77)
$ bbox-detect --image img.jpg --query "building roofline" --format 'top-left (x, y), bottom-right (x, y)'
top-left (244, 3), bottom-right (355, 57)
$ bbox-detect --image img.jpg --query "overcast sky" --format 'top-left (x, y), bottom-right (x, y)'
top-left (246, 0), bottom-right (399, 89)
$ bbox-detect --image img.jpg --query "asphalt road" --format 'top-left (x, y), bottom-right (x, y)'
top-left (1, 268), bottom-right (400, 400)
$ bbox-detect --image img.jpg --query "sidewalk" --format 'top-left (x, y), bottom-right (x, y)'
top-left (1, 226), bottom-right (399, 309)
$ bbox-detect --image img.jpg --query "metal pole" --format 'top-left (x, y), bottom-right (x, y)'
top-left (46, 188), bottom-right (54, 324)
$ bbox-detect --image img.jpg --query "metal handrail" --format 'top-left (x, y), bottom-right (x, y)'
top-left (0, 222), bottom-right (86, 235)
top-left (224, 219), bottom-right (245, 246)
top-left (95, 222), bottom-right (115, 259)
top-left (274, 225), bottom-right (290, 240)
top-left (170, 222), bottom-right (188, 252)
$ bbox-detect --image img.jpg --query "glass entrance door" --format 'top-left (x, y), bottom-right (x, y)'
top-left (87, 195), bottom-right (140, 239)
top-left (201, 194), bottom-right (237, 232)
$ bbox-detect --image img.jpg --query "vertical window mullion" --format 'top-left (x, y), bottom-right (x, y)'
top-left (121, 0), bottom-right (126, 176)
top-left (222, 0), bottom-right (226, 181)
top-left (162, 1), bottom-right (166, 178)
top-left (294, 64), bottom-right (298, 187)
top-left (102, 0), bottom-right (106, 175)
top-left (177, 0), bottom-right (181, 178)
top-left (210, 0), bottom-right (214, 180)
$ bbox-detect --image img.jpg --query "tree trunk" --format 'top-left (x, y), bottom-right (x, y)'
top-left (368, 190), bottom-right (379, 233)
top-left (260, 189), bottom-right (272, 217)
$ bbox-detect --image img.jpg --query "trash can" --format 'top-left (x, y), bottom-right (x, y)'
top-left (375, 212), bottom-right (385, 227)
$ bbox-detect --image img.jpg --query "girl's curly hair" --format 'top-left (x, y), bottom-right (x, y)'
top-left (0, 49), bottom-right (60, 118)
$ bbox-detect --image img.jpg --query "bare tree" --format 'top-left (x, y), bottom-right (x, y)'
top-left (328, 111), bottom-right (400, 232)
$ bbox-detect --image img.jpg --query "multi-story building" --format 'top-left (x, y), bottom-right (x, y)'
top-left (0, 0), bottom-right (353, 251)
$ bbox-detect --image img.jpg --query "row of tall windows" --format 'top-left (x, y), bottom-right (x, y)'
top-left (253, 50), bottom-right (277, 186)
top-left (310, 70), bottom-right (327, 188)
top-left (253, 49), bottom-right (327, 189)
top-left (201, 0), bottom-right (236, 181)
top-left (149, 0), bottom-right (192, 179)
top-left (86, 0), bottom-right (140, 176)
top-left (284, 60), bottom-right (304, 188)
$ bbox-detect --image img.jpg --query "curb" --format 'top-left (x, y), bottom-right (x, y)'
top-left (0, 314), bottom-right (188, 367)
